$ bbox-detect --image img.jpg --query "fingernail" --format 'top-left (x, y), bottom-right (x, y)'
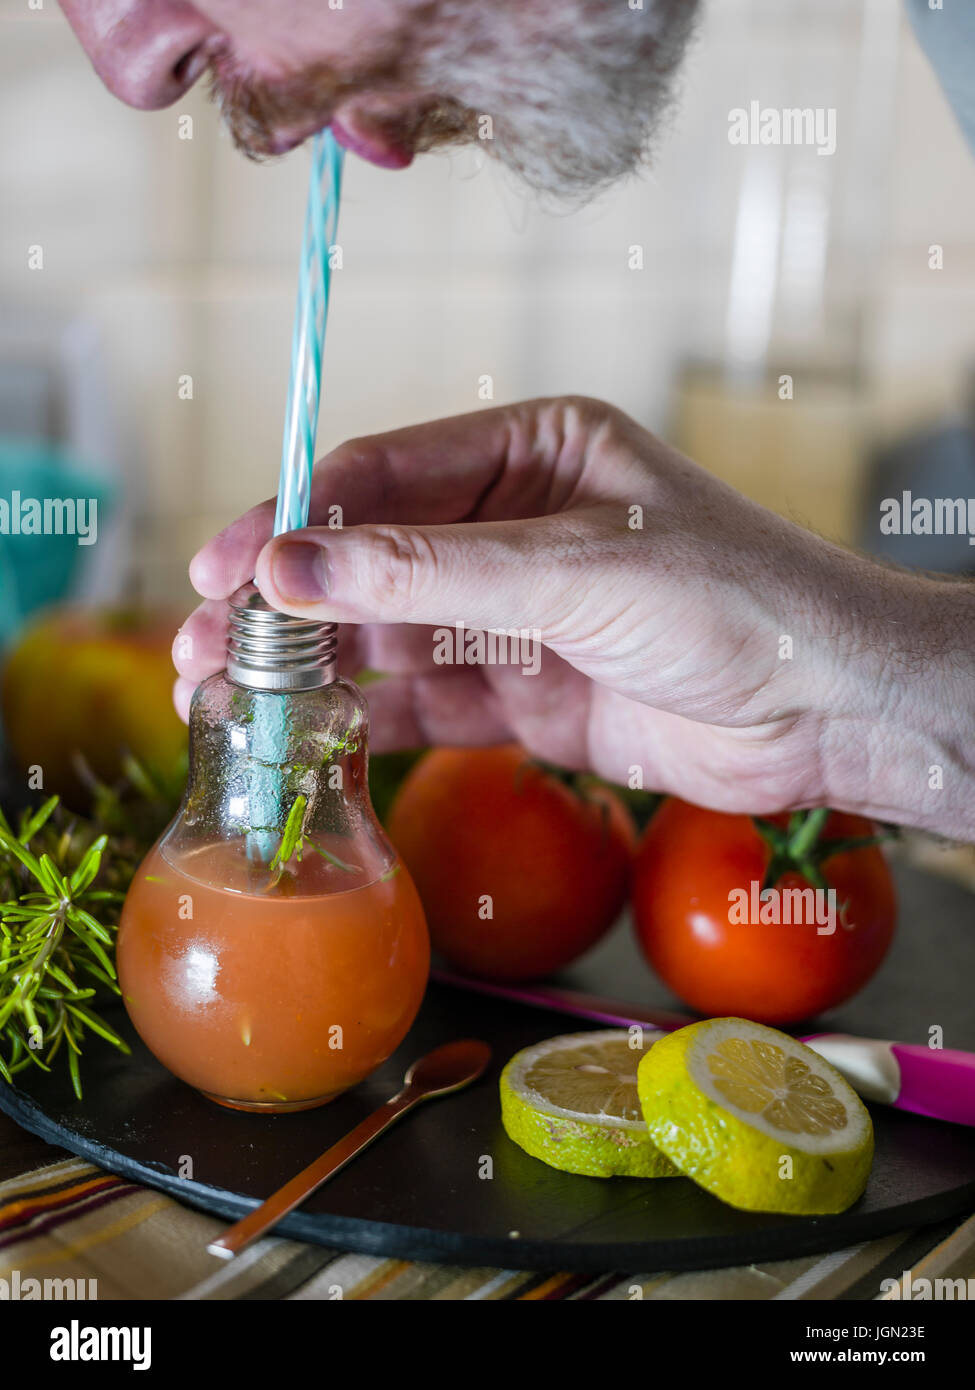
top-left (270, 541), bottom-right (329, 602)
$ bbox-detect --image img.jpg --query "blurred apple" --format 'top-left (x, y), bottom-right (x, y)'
top-left (1, 605), bottom-right (186, 809)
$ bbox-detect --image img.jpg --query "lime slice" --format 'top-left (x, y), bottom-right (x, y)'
top-left (500, 1029), bottom-right (678, 1178)
top-left (637, 1017), bottom-right (874, 1214)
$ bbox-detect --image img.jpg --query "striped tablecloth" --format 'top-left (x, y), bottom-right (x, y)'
top-left (2, 1150), bottom-right (973, 1301)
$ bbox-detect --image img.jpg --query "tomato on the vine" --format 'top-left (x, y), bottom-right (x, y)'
top-left (631, 799), bottom-right (897, 1024)
top-left (387, 744), bottom-right (636, 982)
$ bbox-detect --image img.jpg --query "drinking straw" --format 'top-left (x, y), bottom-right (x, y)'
top-left (247, 129), bottom-right (344, 864)
top-left (275, 128), bottom-right (345, 537)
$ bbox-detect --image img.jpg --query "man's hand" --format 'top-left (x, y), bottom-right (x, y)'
top-left (176, 397), bottom-right (975, 838)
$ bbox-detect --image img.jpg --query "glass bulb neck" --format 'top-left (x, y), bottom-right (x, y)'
top-left (226, 582), bottom-right (337, 692)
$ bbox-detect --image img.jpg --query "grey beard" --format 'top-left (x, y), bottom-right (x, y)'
top-left (411, 0), bottom-right (701, 203)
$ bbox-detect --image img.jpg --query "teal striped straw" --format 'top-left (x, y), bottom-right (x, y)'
top-left (275, 128), bottom-right (345, 536)
top-left (248, 129), bottom-right (344, 865)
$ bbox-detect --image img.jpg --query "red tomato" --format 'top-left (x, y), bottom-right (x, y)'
top-left (631, 799), bottom-right (897, 1024)
top-left (387, 745), bottom-right (636, 981)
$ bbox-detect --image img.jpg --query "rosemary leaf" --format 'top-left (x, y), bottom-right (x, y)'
top-left (18, 797), bottom-right (59, 844)
top-left (65, 1003), bottom-right (131, 1051)
top-left (268, 795), bottom-right (308, 874)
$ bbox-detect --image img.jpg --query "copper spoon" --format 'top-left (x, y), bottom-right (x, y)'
top-left (207, 1038), bottom-right (492, 1259)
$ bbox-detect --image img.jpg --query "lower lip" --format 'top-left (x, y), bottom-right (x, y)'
top-left (266, 131), bottom-right (310, 155)
top-left (329, 118), bottom-right (413, 170)
top-left (260, 120), bottom-right (331, 156)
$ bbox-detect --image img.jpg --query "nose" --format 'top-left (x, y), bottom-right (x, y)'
top-left (59, 0), bottom-right (221, 111)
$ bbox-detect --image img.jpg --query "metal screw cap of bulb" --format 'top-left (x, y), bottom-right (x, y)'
top-left (226, 582), bottom-right (337, 691)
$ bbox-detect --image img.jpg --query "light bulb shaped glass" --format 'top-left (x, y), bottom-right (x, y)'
top-left (118, 632), bottom-right (429, 1112)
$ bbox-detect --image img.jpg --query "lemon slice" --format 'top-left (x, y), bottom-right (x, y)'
top-left (500, 1029), bottom-right (678, 1178)
top-left (637, 1017), bottom-right (874, 1214)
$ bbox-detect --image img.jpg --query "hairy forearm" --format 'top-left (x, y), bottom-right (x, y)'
top-left (820, 567), bottom-right (975, 839)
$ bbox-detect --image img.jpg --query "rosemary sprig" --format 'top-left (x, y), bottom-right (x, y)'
top-left (0, 751), bottom-right (184, 1099)
top-left (265, 794), bottom-right (358, 890)
top-left (0, 796), bottom-right (131, 1098)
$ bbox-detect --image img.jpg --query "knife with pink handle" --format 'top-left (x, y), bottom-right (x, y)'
top-left (432, 969), bottom-right (975, 1127)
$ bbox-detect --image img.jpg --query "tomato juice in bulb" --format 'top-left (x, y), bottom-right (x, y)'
top-left (116, 586), bottom-right (429, 1112)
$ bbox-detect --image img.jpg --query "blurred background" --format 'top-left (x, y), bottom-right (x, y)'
top-left (0, 0), bottom-right (974, 803)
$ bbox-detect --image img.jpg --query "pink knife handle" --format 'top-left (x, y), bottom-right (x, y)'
top-left (889, 1043), bottom-right (975, 1127)
top-left (433, 971), bottom-right (975, 1128)
top-left (802, 1033), bottom-right (975, 1127)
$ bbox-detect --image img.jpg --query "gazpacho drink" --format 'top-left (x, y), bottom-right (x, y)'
top-left (117, 586), bottom-right (429, 1112)
top-left (119, 840), bottom-right (428, 1110)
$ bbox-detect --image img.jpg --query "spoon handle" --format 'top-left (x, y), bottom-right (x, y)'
top-left (207, 1087), bottom-right (417, 1260)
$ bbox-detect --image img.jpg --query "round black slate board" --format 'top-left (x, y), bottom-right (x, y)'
top-left (2, 861), bottom-right (974, 1272)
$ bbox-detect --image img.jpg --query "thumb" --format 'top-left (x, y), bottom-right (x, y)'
top-left (254, 516), bottom-right (587, 636)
